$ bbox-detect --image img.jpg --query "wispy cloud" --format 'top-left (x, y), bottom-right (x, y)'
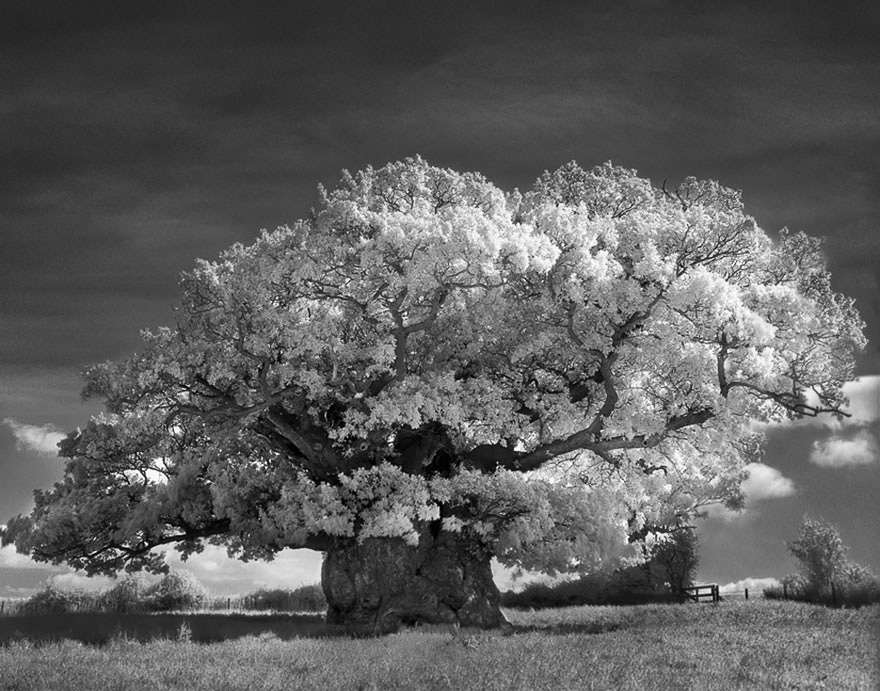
top-left (2, 418), bottom-right (65, 456)
top-left (810, 429), bottom-right (878, 468)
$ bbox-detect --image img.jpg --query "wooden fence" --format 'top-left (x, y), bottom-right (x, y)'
top-left (682, 584), bottom-right (720, 603)
top-left (682, 585), bottom-right (756, 603)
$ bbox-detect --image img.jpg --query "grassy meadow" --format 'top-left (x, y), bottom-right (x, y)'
top-left (1, 600), bottom-right (877, 690)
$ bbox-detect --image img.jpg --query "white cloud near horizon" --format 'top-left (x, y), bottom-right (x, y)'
top-left (719, 576), bottom-right (781, 594)
top-left (0, 542), bottom-right (39, 569)
top-left (0, 541), bottom-right (325, 598)
top-left (2, 418), bottom-right (65, 456)
top-left (809, 429), bottom-right (878, 468)
top-left (163, 545), bottom-right (324, 595)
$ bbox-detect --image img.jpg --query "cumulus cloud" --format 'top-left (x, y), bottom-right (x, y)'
top-left (0, 541), bottom-right (39, 569)
top-left (840, 376), bottom-right (880, 426)
top-left (165, 545), bottom-right (323, 594)
top-left (2, 418), bottom-right (65, 456)
top-left (0, 543), bottom-right (324, 597)
top-left (719, 576), bottom-right (781, 594)
top-left (47, 572), bottom-right (114, 592)
top-left (809, 429), bottom-right (878, 468)
top-left (706, 462), bottom-right (795, 522)
top-left (741, 462), bottom-right (796, 502)
top-left (765, 375), bottom-right (880, 431)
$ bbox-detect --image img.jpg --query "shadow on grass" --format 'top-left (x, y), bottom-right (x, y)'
top-left (0, 612), bottom-right (627, 646)
top-left (0, 612), bottom-right (365, 646)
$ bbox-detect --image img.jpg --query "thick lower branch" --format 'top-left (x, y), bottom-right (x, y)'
top-left (496, 407), bottom-right (716, 473)
top-left (30, 519), bottom-right (233, 574)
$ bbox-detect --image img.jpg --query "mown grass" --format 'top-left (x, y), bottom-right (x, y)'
top-left (0, 600), bottom-right (877, 690)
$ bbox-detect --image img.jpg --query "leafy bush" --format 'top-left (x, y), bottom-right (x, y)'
top-left (769, 517), bottom-right (880, 608)
top-left (502, 529), bottom-right (697, 609)
top-left (501, 571), bottom-right (682, 609)
top-left (20, 571), bottom-right (211, 614)
top-left (144, 571), bottom-right (208, 611)
top-left (764, 572), bottom-right (880, 607)
top-left (98, 574), bottom-right (151, 613)
top-left (240, 585), bottom-right (326, 612)
top-left (20, 584), bottom-right (97, 615)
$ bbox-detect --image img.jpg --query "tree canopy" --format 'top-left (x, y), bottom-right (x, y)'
top-left (3, 157), bottom-right (866, 581)
top-left (786, 516), bottom-right (876, 592)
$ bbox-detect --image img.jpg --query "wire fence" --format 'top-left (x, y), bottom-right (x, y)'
top-left (717, 589), bottom-right (753, 602)
top-left (0, 599), bottom-right (26, 616)
top-left (2, 587), bottom-right (766, 618)
top-left (682, 585), bottom-right (762, 604)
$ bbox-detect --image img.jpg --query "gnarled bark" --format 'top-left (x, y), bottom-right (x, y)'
top-left (321, 530), bottom-right (506, 633)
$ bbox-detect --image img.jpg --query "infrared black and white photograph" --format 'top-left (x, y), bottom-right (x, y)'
top-left (1, 2), bottom-right (878, 689)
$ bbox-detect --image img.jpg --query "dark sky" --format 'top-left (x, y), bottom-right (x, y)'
top-left (2, 0), bottom-right (878, 594)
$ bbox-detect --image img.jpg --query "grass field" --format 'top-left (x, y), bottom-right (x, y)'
top-left (1, 600), bottom-right (877, 690)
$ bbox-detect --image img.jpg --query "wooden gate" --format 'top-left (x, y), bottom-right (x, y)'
top-left (682, 584), bottom-right (720, 603)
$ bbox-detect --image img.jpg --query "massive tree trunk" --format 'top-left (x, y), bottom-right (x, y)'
top-left (321, 530), bottom-right (506, 633)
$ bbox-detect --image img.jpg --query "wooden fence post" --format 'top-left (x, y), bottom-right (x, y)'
top-left (227, 597), bottom-right (231, 611)
top-left (744, 588), bottom-right (749, 600)
top-left (783, 583), bottom-right (788, 599)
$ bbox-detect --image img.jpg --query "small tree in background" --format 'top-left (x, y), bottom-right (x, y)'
top-left (20, 583), bottom-right (95, 615)
top-left (780, 516), bottom-right (879, 606)
top-left (99, 573), bottom-right (151, 613)
top-left (146, 571), bottom-right (208, 611)
top-left (645, 528), bottom-right (699, 595)
top-left (787, 516), bottom-right (847, 596)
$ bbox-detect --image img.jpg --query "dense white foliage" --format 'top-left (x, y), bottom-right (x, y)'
top-left (3, 157), bottom-right (864, 578)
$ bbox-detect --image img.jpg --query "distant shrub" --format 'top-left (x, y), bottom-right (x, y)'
top-left (764, 574), bottom-right (880, 608)
top-left (145, 572), bottom-right (208, 611)
top-left (501, 571), bottom-right (682, 609)
top-left (20, 571), bottom-right (211, 614)
top-left (98, 574), bottom-right (151, 613)
top-left (240, 585), bottom-right (326, 612)
top-left (17, 573), bottom-right (335, 615)
top-left (501, 529), bottom-right (698, 610)
top-left (20, 584), bottom-right (97, 615)
top-left (839, 578), bottom-right (880, 607)
top-left (240, 588), bottom-right (292, 611)
top-left (769, 517), bottom-right (880, 608)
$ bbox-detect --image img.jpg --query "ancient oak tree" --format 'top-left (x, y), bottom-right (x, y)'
top-left (3, 158), bottom-right (865, 629)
